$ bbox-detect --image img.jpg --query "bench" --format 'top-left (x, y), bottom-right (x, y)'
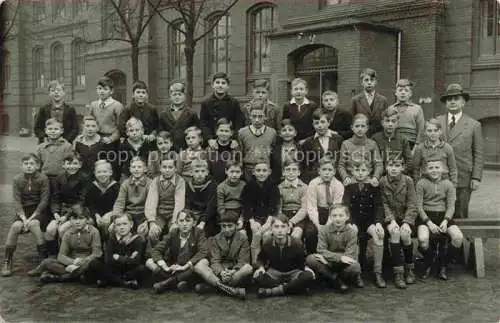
top-left (455, 218), bottom-right (500, 278)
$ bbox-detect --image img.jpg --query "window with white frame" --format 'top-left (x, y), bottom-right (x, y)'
top-left (73, 39), bottom-right (86, 87)
top-left (206, 13), bottom-right (231, 89)
top-left (51, 43), bottom-right (64, 81)
top-left (249, 4), bottom-right (277, 75)
top-left (171, 21), bottom-right (187, 80)
top-left (33, 0), bottom-right (46, 23)
top-left (33, 47), bottom-right (45, 89)
top-left (479, 0), bottom-right (500, 57)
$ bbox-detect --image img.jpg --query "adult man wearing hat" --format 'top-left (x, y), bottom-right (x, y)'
top-left (436, 84), bottom-right (484, 218)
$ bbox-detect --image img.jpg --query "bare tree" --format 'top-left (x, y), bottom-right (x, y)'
top-left (1, 0), bottom-right (21, 43)
top-left (85, 0), bottom-right (163, 81)
top-left (150, 0), bottom-right (240, 106)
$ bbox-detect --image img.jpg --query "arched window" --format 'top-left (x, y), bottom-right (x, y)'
top-left (51, 43), bottom-right (64, 81)
top-left (33, 47), bottom-right (45, 89)
top-left (170, 20), bottom-right (187, 80)
top-left (73, 39), bottom-right (86, 87)
top-left (248, 3), bottom-right (277, 74)
top-left (206, 12), bottom-right (231, 90)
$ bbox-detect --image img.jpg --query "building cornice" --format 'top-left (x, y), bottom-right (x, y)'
top-left (283, 0), bottom-right (445, 30)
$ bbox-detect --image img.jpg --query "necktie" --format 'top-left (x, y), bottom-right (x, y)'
top-left (450, 115), bottom-right (456, 129)
top-left (324, 181), bottom-right (332, 208)
top-left (99, 102), bottom-right (105, 109)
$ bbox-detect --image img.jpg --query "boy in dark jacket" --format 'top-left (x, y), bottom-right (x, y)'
top-left (342, 160), bottom-right (386, 288)
top-left (34, 80), bottom-right (79, 144)
top-left (118, 117), bottom-right (155, 179)
top-left (380, 158), bottom-right (418, 288)
top-left (86, 213), bottom-right (146, 289)
top-left (282, 78), bottom-right (317, 141)
top-left (119, 80), bottom-right (159, 141)
top-left (74, 116), bottom-right (104, 178)
top-left (253, 214), bottom-right (314, 298)
top-left (317, 90), bottom-right (353, 139)
top-left (185, 160), bottom-right (218, 237)
top-left (146, 210), bottom-right (207, 293)
top-left (194, 212), bottom-right (251, 299)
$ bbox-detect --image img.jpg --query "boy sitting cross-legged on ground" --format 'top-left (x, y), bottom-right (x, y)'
top-left (416, 159), bottom-right (463, 281)
top-left (85, 213), bottom-right (146, 289)
top-left (194, 212), bottom-right (251, 299)
top-left (45, 153), bottom-right (88, 256)
top-left (146, 210), bottom-right (208, 294)
top-left (37, 208), bottom-right (103, 285)
top-left (342, 160), bottom-right (386, 288)
top-left (2, 154), bottom-right (49, 277)
top-left (145, 154), bottom-right (186, 245)
top-left (380, 158), bottom-right (418, 289)
top-left (253, 214), bottom-right (315, 298)
top-left (306, 204), bottom-right (363, 293)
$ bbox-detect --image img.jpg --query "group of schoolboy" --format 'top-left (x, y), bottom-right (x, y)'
top-left (2, 67), bottom-right (482, 300)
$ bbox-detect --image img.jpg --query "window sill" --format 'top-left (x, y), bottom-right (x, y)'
top-left (473, 56), bottom-right (500, 70)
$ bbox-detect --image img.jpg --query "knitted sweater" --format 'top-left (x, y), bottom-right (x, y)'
top-left (389, 101), bottom-right (425, 144)
top-left (242, 100), bottom-right (282, 131)
top-left (51, 171), bottom-right (88, 214)
top-left (380, 174), bottom-right (418, 225)
top-left (217, 179), bottom-right (246, 216)
top-left (12, 172), bottom-right (50, 215)
top-left (237, 126), bottom-right (276, 166)
top-left (372, 131), bottom-right (413, 175)
top-left (37, 137), bottom-right (73, 176)
top-left (412, 140), bottom-right (458, 185)
top-left (338, 136), bottom-right (383, 181)
top-left (113, 176), bottom-right (151, 217)
top-left (88, 98), bottom-right (124, 142)
top-left (416, 176), bottom-right (456, 222)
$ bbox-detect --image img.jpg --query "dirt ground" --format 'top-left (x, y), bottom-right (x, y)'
top-left (0, 146), bottom-right (499, 323)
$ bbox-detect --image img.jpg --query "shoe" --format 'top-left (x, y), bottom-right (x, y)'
top-left (405, 264), bottom-right (416, 284)
top-left (215, 282), bottom-right (246, 300)
top-left (353, 274), bottom-right (364, 288)
top-left (176, 281), bottom-right (189, 292)
top-left (123, 280), bottom-right (139, 289)
top-left (39, 272), bottom-right (60, 283)
top-left (257, 285), bottom-right (284, 298)
top-left (334, 277), bottom-right (349, 293)
top-left (96, 279), bottom-right (107, 288)
top-left (27, 264), bottom-right (44, 277)
top-left (394, 272), bottom-right (407, 289)
top-left (374, 273), bottom-right (387, 288)
top-left (421, 267), bottom-right (432, 280)
top-left (153, 277), bottom-right (176, 294)
top-left (194, 283), bottom-right (212, 294)
top-left (438, 267), bottom-right (448, 280)
top-left (1, 260), bottom-right (12, 277)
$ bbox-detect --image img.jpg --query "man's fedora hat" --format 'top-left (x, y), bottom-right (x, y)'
top-left (440, 83), bottom-right (470, 103)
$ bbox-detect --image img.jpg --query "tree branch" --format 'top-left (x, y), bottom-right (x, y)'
top-left (193, 0), bottom-right (239, 43)
top-left (139, 0), bottom-right (163, 37)
top-left (108, 0), bottom-right (134, 40)
top-left (147, 0), bottom-right (186, 35)
top-left (3, 0), bottom-right (21, 39)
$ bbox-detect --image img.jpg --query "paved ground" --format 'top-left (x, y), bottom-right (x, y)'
top-left (0, 135), bottom-right (499, 322)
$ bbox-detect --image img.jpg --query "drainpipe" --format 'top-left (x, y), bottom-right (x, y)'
top-left (396, 30), bottom-right (402, 81)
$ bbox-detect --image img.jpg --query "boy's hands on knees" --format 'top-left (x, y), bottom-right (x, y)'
top-left (369, 177), bottom-right (379, 187)
top-left (341, 255), bottom-right (357, 265)
top-left (170, 263), bottom-right (190, 272)
top-left (137, 221), bottom-right (148, 236)
top-left (426, 220), bottom-right (440, 234)
top-left (197, 221), bottom-right (206, 230)
top-left (313, 254), bottom-right (328, 265)
top-left (220, 269), bottom-right (233, 283)
top-left (253, 266), bottom-right (265, 278)
top-left (439, 219), bottom-right (448, 233)
top-left (375, 223), bottom-right (384, 238)
top-left (401, 223), bottom-right (412, 236)
top-left (157, 259), bottom-right (170, 272)
top-left (65, 264), bottom-right (79, 273)
top-left (387, 220), bottom-right (399, 234)
top-left (343, 177), bottom-right (352, 186)
top-left (149, 222), bottom-right (162, 240)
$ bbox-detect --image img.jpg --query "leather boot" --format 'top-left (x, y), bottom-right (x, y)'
top-left (438, 267), bottom-right (448, 280)
top-left (153, 277), bottom-right (177, 294)
top-left (393, 266), bottom-right (406, 289)
top-left (257, 285), bottom-right (285, 298)
top-left (1, 246), bottom-right (15, 277)
top-left (215, 281), bottom-right (246, 300)
top-left (353, 274), bottom-right (364, 288)
top-left (374, 273), bottom-right (387, 288)
top-left (405, 263), bottom-right (416, 284)
top-left (333, 277), bottom-right (349, 293)
top-left (421, 266), bottom-right (432, 280)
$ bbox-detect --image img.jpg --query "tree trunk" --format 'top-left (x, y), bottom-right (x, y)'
top-left (184, 36), bottom-right (196, 108)
top-left (131, 42), bottom-right (140, 82)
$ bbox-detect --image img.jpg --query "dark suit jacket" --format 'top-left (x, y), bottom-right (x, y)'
top-left (316, 107), bottom-right (353, 139)
top-left (436, 113), bottom-right (484, 188)
top-left (342, 183), bottom-right (384, 231)
top-left (150, 227), bottom-right (208, 266)
top-left (351, 92), bottom-right (388, 137)
top-left (282, 101), bottom-right (318, 141)
top-left (119, 102), bottom-right (159, 137)
top-left (210, 231), bottom-right (250, 275)
top-left (34, 102), bottom-right (79, 143)
top-left (299, 132), bottom-right (343, 184)
top-left (158, 107), bottom-right (200, 152)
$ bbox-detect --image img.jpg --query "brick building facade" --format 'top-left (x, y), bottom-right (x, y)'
top-left (3, 0), bottom-right (500, 164)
